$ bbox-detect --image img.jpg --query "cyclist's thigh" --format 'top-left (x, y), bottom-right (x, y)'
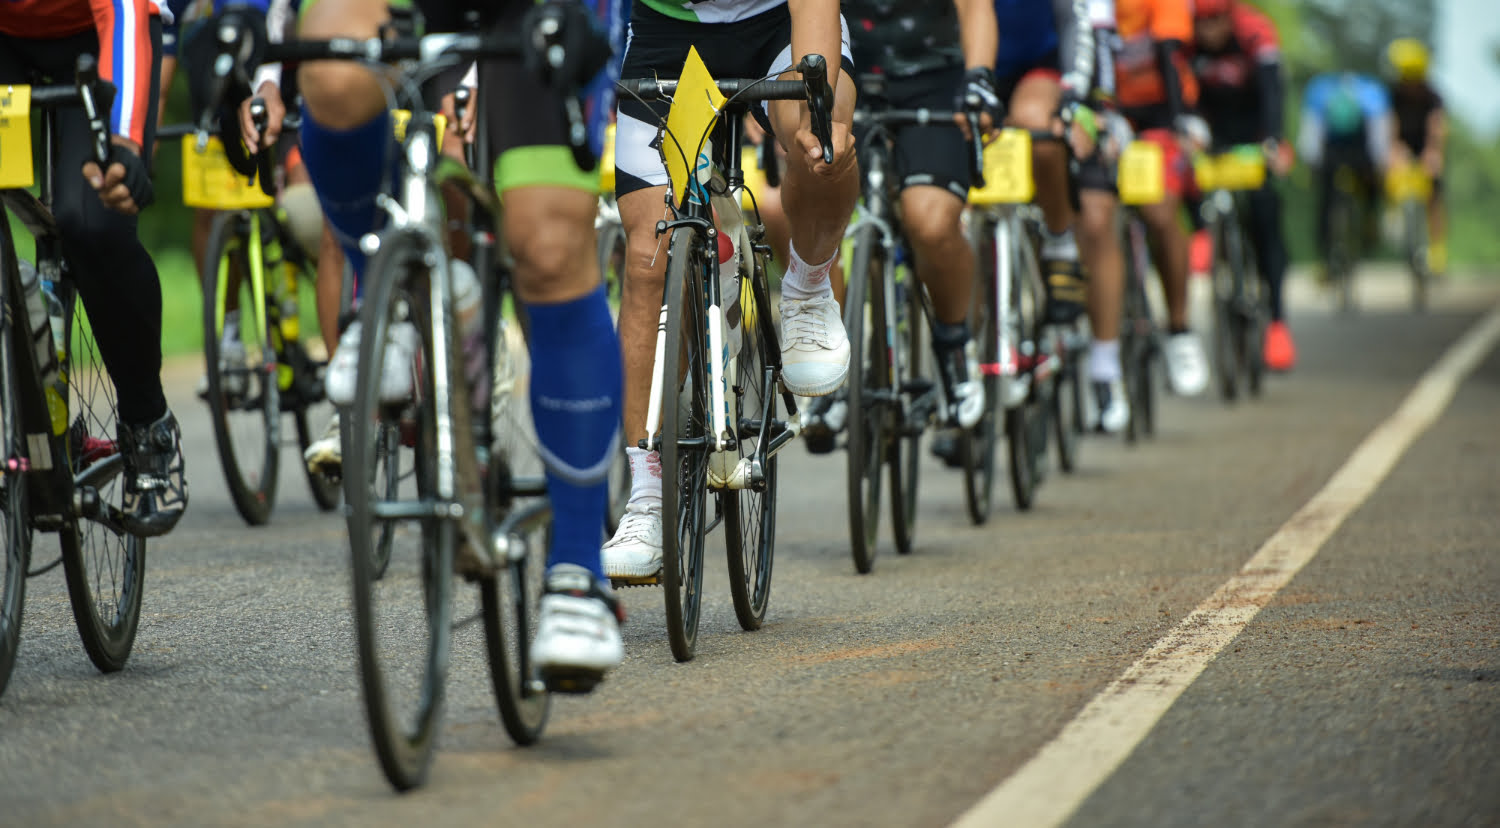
top-left (1004, 64), bottom-right (1062, 131)
top-left (298, 0), bottom-right (400, 38)
top-left (885, 69), bottom-right (969, 204)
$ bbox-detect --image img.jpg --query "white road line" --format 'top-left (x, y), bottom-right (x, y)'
top-left (952, 304), bottom-right (1500, 828)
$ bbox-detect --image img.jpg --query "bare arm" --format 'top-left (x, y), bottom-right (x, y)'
top-left (787, 0), bottom-right (844, 94)
top-left (954, 0), bottom-right (997, 71)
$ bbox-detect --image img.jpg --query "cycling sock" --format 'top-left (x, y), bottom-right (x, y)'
top-left (527, 287), bottom-right (623, 579)
top-left (1041, 226), bottom-right (1079, 260)
top-left (781, 243), bottom-right (835, 301)
top-left (1089, 339), bottom-right (1121, 383)
top-left (1168, 324), bottom-right (1190, 336)
top-left (931, 320), bottom-right (969, 352)
top-left (625, 446), bottom-right (663, 507)
top-left (298, 108), bottom-right (397, 290)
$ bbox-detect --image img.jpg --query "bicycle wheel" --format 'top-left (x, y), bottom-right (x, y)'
top-left (1404, 200), bottom-right (1429, 312)
top-left (844, 226), bottom-right (886, 574)
top-left (58, 290), bottom-right (145, 673)
top-left (724, 262), bottom-right (777, 631)
top-left (1238, 238), bottom-right (1267, 400)
top-left (1329, 194), bottom-right (1356, 314)
top-left (343, 229), bottom-right (452, 791)
top-left (1052, 336), bottom-right (1080, 474)
top-left (962, 214), bottom-right (999, 525)
top-left (1121, 221), bottom-right (1157, 444)
top-left (482, 313), bottom-right (551, 744)
top-left (0, 241), bottom-right (32, 697)
top-left (294, 407), bottom-right (342, 511)
top-left (1210, 220), bottom-right (1241, 403)
top-left (660, 227), bottom-right (709, 662)
top-left (890, 266), bottom-right (922, 554)
top-left (202, 211), bottom-right (280, 525)
top-left (1007, 231), bottom-right (1044, 511)
top-left (598, 214), bottom-right (631, 534)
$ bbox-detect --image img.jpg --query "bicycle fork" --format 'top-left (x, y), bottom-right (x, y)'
top-left (985, 213), bottom-right (1028, 409)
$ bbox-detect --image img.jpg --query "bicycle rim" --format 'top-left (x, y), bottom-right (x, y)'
top-left (844, 227), bottom-right (884, 574)
top-left (962, 215), bottom-right (999, 524)
top-left (59, 292), bottom-right (145, 673)
top-left (202, 211), bottom-right (280, 525)
top-left (0, 236), bottom-right (31, 697)
top-left (661, 227), bottom-right (708, 661)
top-left (724, 262), bottom-right (777, 630)
top-left (344, 229), bottom-right (451, 791)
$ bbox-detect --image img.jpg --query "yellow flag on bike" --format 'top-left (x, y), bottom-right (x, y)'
top-left (0, 86), bottom-right (34, 189)
top-left (663, 46), bottom-right (726, 208)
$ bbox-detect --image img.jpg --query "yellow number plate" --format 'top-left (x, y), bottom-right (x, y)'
top-left (969, 128), bottom-right (1034, 205)
top-left (1195, 150), bottom-right (1266, 192)
top-left (181, 135), bottom-right (276, 209)
top-left (598, 122), bottom-right (617, 194)
top-left (662, 46), bottom-right (727, 207)
top-left (0, 86), bottom-right (35, 190)
top-left (1118, 140), bottom-right (1165, 205)
top-left (1385, 162), bottom-right (1431, 201)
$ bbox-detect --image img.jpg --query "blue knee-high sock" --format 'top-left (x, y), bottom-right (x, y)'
top-left (526, 287), bottom-right (623, 579)
top-left (297, 107), bottom-right (396, 292)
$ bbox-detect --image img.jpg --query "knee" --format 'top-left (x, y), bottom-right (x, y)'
top-left (1077, 198), bottom-right (1115, 242)
top-left (901, 195), bottom-right (963, 253)
top-left (296, 62), bottom-right (387, 129)
top-left (507, 212), bottom-right (591, 287)
top-left (620, 228), bottom-right (667, 299)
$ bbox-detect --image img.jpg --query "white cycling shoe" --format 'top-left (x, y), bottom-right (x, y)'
top-left (1093, 379), bottom-right (1130, 434)
top-left (325, 319), bottom-right (421, 406)
top-left (602, 500), bottom-right (664, 580)
top-left (779, 294), bottom-right (850, 396)
top-left (1164, 332), bottom-right (1210, 397)
top-left (531, 564), bottom-right (624, 693)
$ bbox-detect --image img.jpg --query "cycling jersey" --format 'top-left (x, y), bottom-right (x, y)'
top-left (843, 0), bottom-right (959, 78)
top-left (993, 0), bottom-right (1092, 94)
top-left (0, 0), bottom-right (174, 144)
top-left (636, 0), bottom-right (782, 25)
top-left (1112, 0), bottom-right (1195, 112)
top-left (1389, 80), bottom-right (1442, 156)
top-left (1188, 1), bottom-right (1282, 146)
top-left (1297, 73), bottom-right (1390, 167)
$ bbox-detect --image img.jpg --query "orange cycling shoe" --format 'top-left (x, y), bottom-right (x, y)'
top-left (1263, 320), bottom-right (1296, 372)
top-left (1190, 229), bottom-right (1213, 277)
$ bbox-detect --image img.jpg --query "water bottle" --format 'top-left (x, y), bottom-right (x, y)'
top-left (41, 280), bottom-right (68, 435)
top-left (17, 261), bottom-right (54, 377)
top-left (451, 259), bottom-right (487, 414)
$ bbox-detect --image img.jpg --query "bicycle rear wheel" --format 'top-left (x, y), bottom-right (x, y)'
top-left (962, 214), bottom-right (999, 524)
top-left (0, 240), bottom-right (32, 698)
top-left (598, 215), bottom-right (630, 533)
top-left (294, 407), bottom-right (342, 511)
top-left (482, 312), bottom-right (551, 744)
top-left (1052, 334), bottom-right (1080, 474)
top-left (1121, 220), bottom-right (1157, 444)
top-left (58, 290), bottom-right (146, 673)
top-left (844, 226), bottom-right (887, 574)
top-left (1404, 200), bottom-right (1429, 312)
top-left (343, 229), bottom-right (452, 791)
top-left (202, 211), bottom-right (280, 525)
top-left (724, 262), bottom-right (777, 630)
top-left (1210, 220), bottom-right (1241, 403)
top-left (661, 227), bottom-right (709, 661)
top-left (1329, 194), bottom-right (1356, 314)
top-left (890, 266), bottom-right (922, 553)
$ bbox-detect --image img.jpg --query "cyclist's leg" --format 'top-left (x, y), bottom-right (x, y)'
top-left (1136, 128), bottom-right (1206, 396)
top-left (25, 22), bottom-right (187, 534)
top-left (1249, 179), bottom-right (1295, 370)
top-left (1007, 66), bottom-right (1086, 323)
top-left (1077, 161), bottom-right (1128, 432)
top-left (484, 42), bottom-right (624, 676)
top-left (1427, 174), bottom-right (1446, 274)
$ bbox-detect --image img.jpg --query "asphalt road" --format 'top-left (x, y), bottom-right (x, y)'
top-left (1, 269), bottom-right (1496, 827)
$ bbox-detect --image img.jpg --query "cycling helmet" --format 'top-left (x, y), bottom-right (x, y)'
top-left (1387, 38), bottom-right (1429, 82)
top-left (1194, 0), bottom-right (1233, 18)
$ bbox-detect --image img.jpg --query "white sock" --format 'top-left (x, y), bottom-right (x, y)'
top-left (781, 244), bottom-right (836, 301)
top-left (1090, 339), bottom-right (1121, 383)
top-left (222, 309), bottom-right (241, 348)
top-left (626, 446), bottom-right (662, 507)
top-left (1042, 227), bottom-right (1079, 260)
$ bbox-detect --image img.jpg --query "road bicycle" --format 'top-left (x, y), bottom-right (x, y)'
top-left (614, 54), bottom-right (836, 661)
top-left (1114, 138), bottom-right (1171, 445)
top-left (1195, 146), bottom-right (1270, 403)
top-left (160, 107), bottom-right (340, 525)
top-left (1324, 160), bottom-right (1368, 314)
top-left (199, 8), bottom-right (608, 788)
top-left (841, 77), bottom-right (984, 570)
top-left (1386, 160), bottom-right (1434, 312)
top-left (0, 57), bottom-right (150, 697)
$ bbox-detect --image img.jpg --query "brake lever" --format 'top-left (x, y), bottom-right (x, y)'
top-left (249, 97), bottom-right (276, 196)
top-left (74, 54), bottom-right (115, 168)
top-left (798, 54), bottom-right (835, 166)
top-left (963, 109), bottom-right (985, 190)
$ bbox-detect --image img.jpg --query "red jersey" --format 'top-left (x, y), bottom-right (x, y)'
top-left (1189, 3), bottom-right (1283, 143)
top-left (0, 0), bottom-right (164, 145)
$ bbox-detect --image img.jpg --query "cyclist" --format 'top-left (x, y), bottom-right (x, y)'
top-left (1075, 0), bottom-right (1209, 429)
top-left (602, 0), bottom-right (858, 579)
top-left (0, 0), bottom-right (190, 537)
top-left (806, 0), bottom-right (1002, 460)
top-left (1188, 0), bottom-right (1295, 371)
top-left (224, 0), bottom-right (629, 686)
top-left (1296, 70), bottom-right (1393, 281)
top-left (1385, 38), bottom-right (1446, 276)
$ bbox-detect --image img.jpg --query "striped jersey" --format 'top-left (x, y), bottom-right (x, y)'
top-left (636, 0), bottom-right (783, 24)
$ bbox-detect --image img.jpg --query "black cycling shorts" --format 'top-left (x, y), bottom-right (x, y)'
top-left (859, 67), bottom-right (971, 200)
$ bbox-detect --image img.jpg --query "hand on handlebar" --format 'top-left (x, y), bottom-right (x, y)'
top-left (82, 137), bottom-right (153, 215)
top-left (238, 81), bottom-right (284, 152)
top-left (1053, 90), bottom-right (1098, 160)
top-left (793, 116), bottom-right (855, 178)
top-left (956, 67), bottom-right (1000, 142)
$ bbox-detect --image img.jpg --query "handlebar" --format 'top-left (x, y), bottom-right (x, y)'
top-left (851, 107), bottom-right (986, 190)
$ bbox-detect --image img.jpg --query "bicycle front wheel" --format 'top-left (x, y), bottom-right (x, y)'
top-left (1211, 220), bottom-right (1241, 403)
top-left (844, 226), bottom-right (886, 574)
top-left (890, 266), bottom-right (922, 553)
top-left (0, 239), bottom-right (32, 697)
top-left (343, 229), bottom-right (453, 791)
top-left (59, 291), bottom-right (146, 673)
top-left (724, 261), bottom-right (777, 631)
top-left (963, 214), bottom-right (1000, 524)
top-left (202, 211), bottom-right (280, 525)
top-left (661, 227), bottom-right (709, 661)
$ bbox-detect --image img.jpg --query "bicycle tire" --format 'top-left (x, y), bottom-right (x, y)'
top-left (724, 260), bottom-right (777, 630)
top-left (1238, 234), bottom-right (1267, 400)
top-left (1330, 195), bottom-right (1356, 314)
top-left (844, 226), bottom-right (886, 574)
top-left (482, 311), bottom-right (552, 743)
top-left (1007, 226), bottom-right (1044, 511)
top-left (0, 235), bottom-right (32, 698)
top-left (1052, 339), bottom-right (1080, 474)
top-left (344, 229), bottom-right (452, 791)
top-left (598, 216), bottom-right (630, 534)
top-left (58, 290), bottom-right (146, 673)
top-left (1211, 220), bottom-right (1240, 403)
top-left (294, 407), bottom-right (341, 511)
top-left (661, 227), bottom-right (709, 661)
top-left (1121, 220), bottom-right (1157, 444)
top-left (890, 267), bottom-right (922, 553)
top-left (962, 214), bottom-right (999, 524)
top-left (202, 210), bottom-right (280, 525)
top-left (1404, 200), bottom-right (1429, 313)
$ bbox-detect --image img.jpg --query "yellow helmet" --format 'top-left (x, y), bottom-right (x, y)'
top-left (1387, 38), bottom-right (1429, 81)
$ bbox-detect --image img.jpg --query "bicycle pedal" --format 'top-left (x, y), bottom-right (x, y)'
top-left (609, 574), bottom-right (661, 588)
top-left (539, 667), bottom-right (605, 695)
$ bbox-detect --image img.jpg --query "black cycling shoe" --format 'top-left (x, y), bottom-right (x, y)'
top-left (117, 410), bottom-right (188, 537)
top-left (802, 392), bottom-right (845, 455)
top-left (928, 427), bottom-right (965, 469)
top-left (1043, 256), bottom-right (1088, 325)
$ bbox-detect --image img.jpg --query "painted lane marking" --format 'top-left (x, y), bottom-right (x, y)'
top-left (952, 304), bottom-right (1500, 828)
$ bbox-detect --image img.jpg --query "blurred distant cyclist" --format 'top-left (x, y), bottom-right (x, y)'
top-left (1188, 0), bottom-right (1295, 371)
top-left (1385, 37), bottom-right (1447, 276)
top-left (1296, 70), bottom-right (1393, 280)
